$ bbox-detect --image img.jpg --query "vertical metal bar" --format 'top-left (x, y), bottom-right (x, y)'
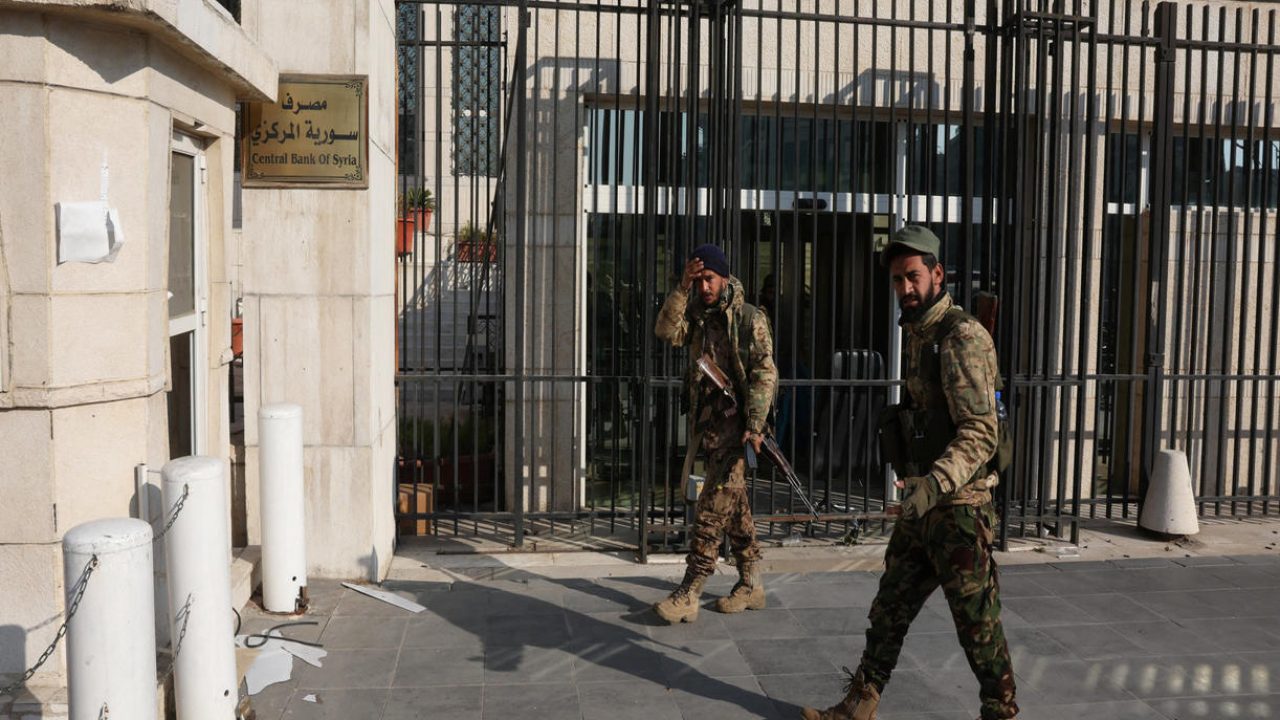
top-left (1059, 0), bottom-right (1084, 543)
top-left (962, 0), bottom-right (976, 310)
top-left (1069, 0), bottom-right (1097, 544)
top-left (635, 2), bottom-right (647, 536)
top-left (980, 0), bottom-right (1012, 545)
top-left (1006, 0), bottom-right (1031, 536)
top-left (513, 3), bottom-right (529, 547)
top-left (1045, 0), bottom-right (1068, 535)
top-left (1207, 6), bottom-right (1228, 516)
top-left (639, 0), bottom-right (661, 562)
top-left (1095, 0), bottom-right (1117, 522)
top-left (1233, 9), bottom-right (1260, 514)
top-left (849, 0), bottom-right (866, 520)
top-left (1167, 3), bottom-right (1193, 483)
top-left (1143, 0), bottom-right (1175, 516)
top-left (1118, 0), bottom-right (1140, 521)
top-left (1260, 11), bottom-right (1278, 513)
top-left (829, 0), bottom-right (844, 531)
top-left (1219, 8), bottom-right (1244, 516)
top-left (1030, 0), bottom-right (1052, 533)
top-left (548, 4), bottom-right (563, 535)
top-left (433, 2), bottom-right (446, 534)
top-left (1185, 5), bottom-right (1210, 509)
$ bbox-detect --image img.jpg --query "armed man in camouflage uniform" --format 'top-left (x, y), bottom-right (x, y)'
top-left (653, 244), bottom-right (778, 624)
top-left (801, 226), bottom-right (1018, 720)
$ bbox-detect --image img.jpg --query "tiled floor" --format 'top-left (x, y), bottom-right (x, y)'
top-left (240, 555), bottom-right (1280, 719)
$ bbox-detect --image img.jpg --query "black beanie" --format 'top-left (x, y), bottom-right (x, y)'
top-left (690, 244), bottom-right (730, 278)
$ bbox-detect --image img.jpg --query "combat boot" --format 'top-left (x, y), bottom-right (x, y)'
top-left (715, 561), bottom-right (766, 613)
top-left (799, 666), bottom-right (881, 720)
top-left (653, 569), bottom-right (707, 624)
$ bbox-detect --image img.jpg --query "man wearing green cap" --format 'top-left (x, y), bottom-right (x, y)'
top-left (800, 225), bottom-right (1018, 720)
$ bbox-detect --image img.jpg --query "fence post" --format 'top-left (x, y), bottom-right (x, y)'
top-left (162, 456), bottom-right (238, 719)
top-left (63, 518), bottom-right (156, 720)
top-left (1143, 2), bottom-right (1178, 507)
top-left (512, 2), bottom-right (529, 549)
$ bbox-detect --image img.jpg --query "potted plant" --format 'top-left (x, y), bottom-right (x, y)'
top-left (456, 221), bottom-right (498, 263)
top-left (396, 186), bottom-right (434, 256)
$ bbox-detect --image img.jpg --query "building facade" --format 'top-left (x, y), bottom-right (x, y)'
top-left (0, 0), bottom-right (398, 697)
top-left (395, 0), bottom-right (1280, 550)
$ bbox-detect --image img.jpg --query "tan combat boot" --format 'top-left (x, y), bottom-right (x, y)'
top-left (653, 570), bottom-right (707, 624)
top-left (715, 561), bottom-right (766, 613)
top-left (799, 666), bottom-right (881, 720)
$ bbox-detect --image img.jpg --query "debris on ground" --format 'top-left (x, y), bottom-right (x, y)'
top-left (341, 582), bottom-right (426, 613)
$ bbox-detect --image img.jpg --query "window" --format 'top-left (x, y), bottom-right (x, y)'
top-left (586, 107), bottom-right (897, 195)
top-left (453, 4), bottom-right (501, 177)
top-left (397, 3), bottom-right (420, 177)
top-left (1172, 136), bottom-right (1280, 209)
top-left (213, 0), bottom-right (240, 22)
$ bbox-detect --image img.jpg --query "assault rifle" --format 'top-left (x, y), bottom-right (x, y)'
top-left (695, 355), bottom-right (821, 521)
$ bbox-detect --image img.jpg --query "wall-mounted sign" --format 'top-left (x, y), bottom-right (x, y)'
top-left (242, 75), bottom-right (368, 188)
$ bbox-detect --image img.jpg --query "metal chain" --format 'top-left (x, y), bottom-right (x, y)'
top-left (0, 555), bottom-right (99, 700)
top-left (152, 483), bottom-right (190, 543)
top-left (0, 484), bottom-right (189, 699)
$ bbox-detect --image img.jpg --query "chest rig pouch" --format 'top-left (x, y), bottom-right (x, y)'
top-left (877, 308), bottom-right (1011, 478)
top-left (681, 302), bottom-right (761, 416)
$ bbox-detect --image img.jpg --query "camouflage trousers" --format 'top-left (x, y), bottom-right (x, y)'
top-left (858, 502), bottom-right (1018, 720)
top-left (686, 449), bottom-right (762, 577)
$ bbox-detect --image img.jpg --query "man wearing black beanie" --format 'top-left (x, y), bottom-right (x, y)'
top-left (652, 244), bottom-right (778, 623)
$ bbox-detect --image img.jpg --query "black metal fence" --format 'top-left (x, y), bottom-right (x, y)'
top-left (395, 0), bottom-right (1280, 553)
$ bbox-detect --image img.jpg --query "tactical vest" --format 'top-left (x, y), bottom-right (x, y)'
top-left (878, 307), bottom-right (1012, 480)
top-left (682, 302), bottom-right (765, 416)
top-left (679, 301), bottom-right (771, 486)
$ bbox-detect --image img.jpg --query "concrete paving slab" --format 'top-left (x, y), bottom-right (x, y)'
top-left (240, 523), bottom-right (1280, 720)
top-left (481, 682), bottom-right (580, 720)
top-left (383, 686), bottom-right (482, 720)
top-left (280, 688), bottom-right (387, 719)
top-left (578, 679), bottom-right (684, 720)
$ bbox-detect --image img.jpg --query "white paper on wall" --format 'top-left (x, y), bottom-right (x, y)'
top-left (56, 201), bottom-right (124, 264)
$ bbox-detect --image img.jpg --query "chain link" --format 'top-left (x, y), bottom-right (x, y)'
top-left (0, 555), bottom-right (98, 700)
top-left (152, 483), bottom-right (190, 544)
top-left (0, 483), bottom-right (190, 700)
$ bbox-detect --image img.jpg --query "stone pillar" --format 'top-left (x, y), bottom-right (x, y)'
top-left (240, 0), bottom-right (397, 579)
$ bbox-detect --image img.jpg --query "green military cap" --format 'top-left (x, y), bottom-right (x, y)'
top-left (881, 225), bottom-right (941, 266)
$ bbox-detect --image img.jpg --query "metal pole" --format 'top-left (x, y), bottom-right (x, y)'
top-left (63, 518), bottom-right (156, 720)
top-left (513, 2), bottom-right (529, 547)
top-left (1142, 1), bottom-right (1176, 509)
top-left (162, 456), bottom-right (238, 719)
top-left (638, 0), bottom-right (663, 561)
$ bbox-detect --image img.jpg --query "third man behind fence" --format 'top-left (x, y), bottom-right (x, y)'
top-left (801, 225), bottom-right (1018, 720)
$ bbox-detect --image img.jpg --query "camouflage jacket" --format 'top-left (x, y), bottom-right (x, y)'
top-left (903, 292), bottom-right (999, 505)
top-left (654, 275), bottom-right (778, 436)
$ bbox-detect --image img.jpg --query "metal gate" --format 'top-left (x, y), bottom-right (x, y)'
top-left (395, 0), bottom-right (1280, 551)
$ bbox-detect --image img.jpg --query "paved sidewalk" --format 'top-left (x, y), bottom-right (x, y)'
top-left (241, 547), bottom-right (1280, 719)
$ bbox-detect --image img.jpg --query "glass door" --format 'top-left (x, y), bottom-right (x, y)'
top-left (168, 134), bottom-right (207, 460)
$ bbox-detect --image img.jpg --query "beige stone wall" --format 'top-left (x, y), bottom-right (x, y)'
top-left (239, 0), bottom-right (397, 580)
top-left (0, 0), bottom-right (273, 685)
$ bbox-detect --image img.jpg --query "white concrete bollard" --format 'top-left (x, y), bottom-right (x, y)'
top-left (162, 456), bottom-right (238, 719)
top-left (259, 403), bottom-right (308, 613)
top-left (1139, 449), bottom-right (1200, 536)
top-left (63, 518), bottom-right (157, 720)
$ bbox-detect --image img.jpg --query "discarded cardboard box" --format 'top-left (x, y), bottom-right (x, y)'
top-left (397, 483), bottom-right (433, 535)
